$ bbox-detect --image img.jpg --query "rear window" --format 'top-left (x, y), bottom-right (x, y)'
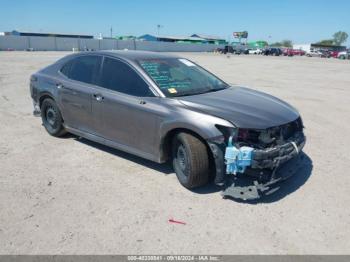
top-left (60, 61), bottom-right (71, 77)
top-left (60, 55), bottom-right (102, 85)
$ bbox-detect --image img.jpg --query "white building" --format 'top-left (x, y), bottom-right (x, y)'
top-left (293, 44), bottom-right (311, 52)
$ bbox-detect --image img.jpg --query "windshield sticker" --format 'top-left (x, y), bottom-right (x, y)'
top-left (168, 88), bottom-right (178, 94)
top-left (138, 59), bottom-right (225, 96)
top-left (178, 59), bottom-right (195, 67)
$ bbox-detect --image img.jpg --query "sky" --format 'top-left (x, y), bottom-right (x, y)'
top-left (1, 0), bottom-right (349, 45)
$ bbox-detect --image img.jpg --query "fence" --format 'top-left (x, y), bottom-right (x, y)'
top-left (0, 35), bottom-right (224, 52)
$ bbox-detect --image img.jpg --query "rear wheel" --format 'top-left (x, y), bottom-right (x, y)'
top-left (41, 98), bottom-right (66, 137)
top-left (172, 133), bottom-right (209, 189)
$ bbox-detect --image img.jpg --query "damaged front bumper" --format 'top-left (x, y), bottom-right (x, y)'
top-left (222, 153), bottom-right (306, 200)
top-left (208, 132), bottom-right (306, 201)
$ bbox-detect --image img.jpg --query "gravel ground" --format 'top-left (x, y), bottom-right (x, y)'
top-left (0, 51), bottom-right (349, 254)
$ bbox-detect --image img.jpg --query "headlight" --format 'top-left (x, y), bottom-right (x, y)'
top-left (215, 124), bottom-right (237, 144)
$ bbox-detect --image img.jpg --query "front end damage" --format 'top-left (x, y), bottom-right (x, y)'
top-left (208, 117), bottom-right (306, 201)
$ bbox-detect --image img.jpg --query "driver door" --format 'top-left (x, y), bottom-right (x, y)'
top-left (95, 56), bottom-right (161, 158)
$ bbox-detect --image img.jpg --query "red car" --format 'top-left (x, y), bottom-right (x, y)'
top-left (329, 50), bottom-right (341, 58)
top-left (283, 48), bottom-right (306, 56)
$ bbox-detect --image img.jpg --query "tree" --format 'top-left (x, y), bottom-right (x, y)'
top-left (281, 40), bottom-right (293, 48)
top-left (270, 39), bottom-right (293, 47)
top-left (317, 39), bottom-right (334, 46)
top-left (270, 42), bottom-right (282, 47)
top-left (333, 31), bottom-right (348, 45)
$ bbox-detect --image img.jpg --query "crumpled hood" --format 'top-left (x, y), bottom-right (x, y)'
top-left (177, 86), bottom-right (300, 129)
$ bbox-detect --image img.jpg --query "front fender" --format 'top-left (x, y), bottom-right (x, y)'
top-left (160, 110), bottom-right (235, 141)
top-left (158, 112), bottom-right (234, 163)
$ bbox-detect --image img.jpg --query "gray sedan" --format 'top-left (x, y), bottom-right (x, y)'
top-left (30, 51), bottom-right (305, 199)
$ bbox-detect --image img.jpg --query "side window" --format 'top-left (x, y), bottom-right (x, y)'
top-left (99, 57), bottom-right (153, 97)
top-left (60, 60), bottom-right (72, 77)
top-left (61, 56), bottom-right (102, 85)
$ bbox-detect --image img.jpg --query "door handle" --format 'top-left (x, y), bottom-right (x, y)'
top-left (93, 93), bottom-right (104, 101)
top-left (57, 84), bottom-right (76, 94)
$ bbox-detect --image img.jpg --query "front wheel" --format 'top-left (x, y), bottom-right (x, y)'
top-left (41, 98), bottom-right (67, 137)
top-left (172, 133), bottom-right (209, 189)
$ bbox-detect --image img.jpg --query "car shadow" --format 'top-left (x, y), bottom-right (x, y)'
top-left (74, 136), bottom-right (173, 175)
top-left (191, 183), bottom-right (223, 194)
top-left (71, 135), bottom-right (313, 202)
top-left (74, 135), bottom-right (222, 193)
top-left (224, 153), bottom-right (313, 204)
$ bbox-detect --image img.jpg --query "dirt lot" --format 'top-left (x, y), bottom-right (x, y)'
top-left (0, 51), bottom-right (350, 254)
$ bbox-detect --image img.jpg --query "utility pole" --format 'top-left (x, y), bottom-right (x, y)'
top-left (110, 26), bottom-right (113, 38)
top-left (157, 24), bottom-right (163, 36)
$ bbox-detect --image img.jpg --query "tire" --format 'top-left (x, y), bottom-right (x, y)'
top-left (172, 132), bottom-right (209, 189)
top-left (339, 55), bottom-right (345, 60)
top-left (41, 98), bottom-right (66, 137)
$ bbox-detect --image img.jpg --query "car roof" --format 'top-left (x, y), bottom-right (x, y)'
top-left (73, 50), bottom-right (181, 62)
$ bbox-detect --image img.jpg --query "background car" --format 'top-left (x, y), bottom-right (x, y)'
top-left (283, 48), bottom-right (294, 56)
top-left (283, 49), bottom-right (306, 56)
top-left (221, 45), bottom-right (236, 54)
top-left (248, 48), bottom-right (262, 54)
top-left (242, 48), bottom-right (250, 54)
top-left (329, 50), bottom-right (341, 58)
top-left (306, 49), bottom-right (329, 57)
top-left (338, 50), bottom-right (350, 59)
top-left (306, 50), bottom-right (319, 57)
top-left (262, 47), bottom-right (282, 56)
top-left (293, 49), bottom-right (306, 56)
top-left (320, 50), bottom-right (331, 58)
top-left (220, 45), bottom-right (248, 55)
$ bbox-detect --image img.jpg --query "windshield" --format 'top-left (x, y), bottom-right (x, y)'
top-left (137, 58), bottom-right (229, 97)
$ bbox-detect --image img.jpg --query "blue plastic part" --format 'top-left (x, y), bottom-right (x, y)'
top-left (225, 137), bottom-right (254, 174)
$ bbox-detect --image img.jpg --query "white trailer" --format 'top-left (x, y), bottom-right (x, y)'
top-left (293, 44), bottom-right (311, 53)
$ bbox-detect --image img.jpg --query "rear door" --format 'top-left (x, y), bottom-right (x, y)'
top-left (58, 55), bottom-right (103, 133)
